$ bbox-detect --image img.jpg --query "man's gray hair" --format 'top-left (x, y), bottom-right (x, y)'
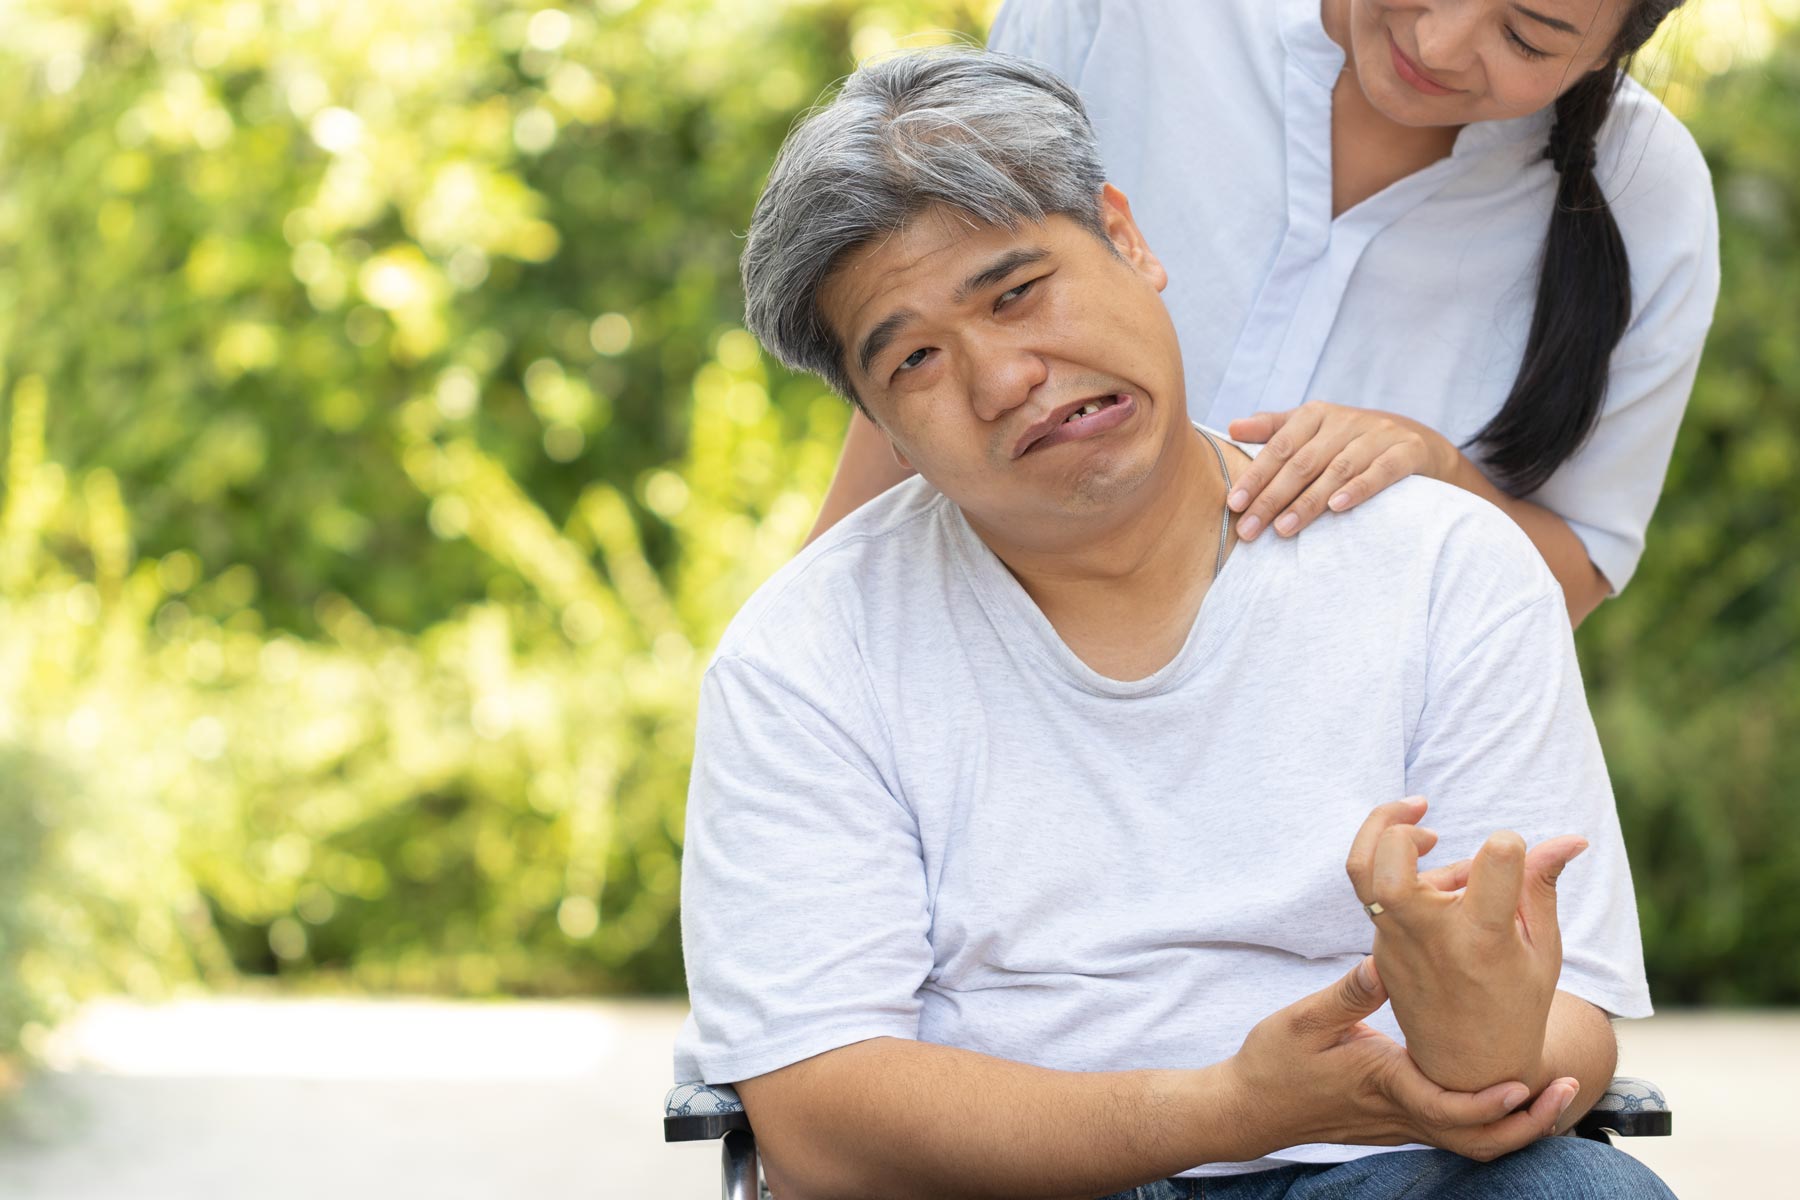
top-left (740, 47), bottom-right (1108, 405)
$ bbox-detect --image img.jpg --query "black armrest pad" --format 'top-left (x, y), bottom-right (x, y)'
top-left (666, 1082), bottom-right (754, 1143)
top-left (1575, 1076), bottom-right (1672, 1139)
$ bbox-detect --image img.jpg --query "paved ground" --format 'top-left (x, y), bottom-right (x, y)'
top-left (0, 998), bottom-right (1789, 1199)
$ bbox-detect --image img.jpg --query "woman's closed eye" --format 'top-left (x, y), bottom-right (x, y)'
top-left (1503, 25), bottom-right (1550, 60)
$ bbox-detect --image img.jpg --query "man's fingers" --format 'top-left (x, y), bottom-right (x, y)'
top-left (1464, 830), bottom-right (1527, 932)
top-left (1290, 957), bottom-right (1388, 1045)
top-left (1401, 1076), bottom-right (1531, 1131)
top-left (1345, 798), bottom-right (1429, 902)
top-left (1396, 1070), bottom-right (1577, 1157)
top-left (1419, 857), bottom-right (1472, 893)
top-left (1371, 825), bottom-right (1427, 910)
top-left (1520, 835), bottom-right (1587, 940)
top-left (1441, 1079), bottom-right (1581, 1161)
top-left (1381, 1058), bottom-right (1542, 1151)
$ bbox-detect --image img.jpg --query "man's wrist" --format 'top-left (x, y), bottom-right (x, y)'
top-left (1404, 1024), bottom-right (1550, 1096)
top-left (1199, 1057), bottom-right (1283, 1165)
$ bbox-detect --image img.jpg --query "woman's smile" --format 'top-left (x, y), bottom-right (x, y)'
top-left (1387, 31), bottom-right (1462, 96)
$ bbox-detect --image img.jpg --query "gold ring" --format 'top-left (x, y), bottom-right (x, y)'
top-left (1363, 901), bottom-right (1386, 917)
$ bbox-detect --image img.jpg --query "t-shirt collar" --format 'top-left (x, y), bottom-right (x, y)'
top-left (939, 437), bottom-right (1271, 700)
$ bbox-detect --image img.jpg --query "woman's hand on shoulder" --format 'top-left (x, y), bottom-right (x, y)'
top-left (1224, 401), bottom-right (1459, 541)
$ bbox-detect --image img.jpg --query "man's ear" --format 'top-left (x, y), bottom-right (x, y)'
top-left (890, 438), bottom-right (913, 472)
top-left (1099, 183), bottom-right (1167, 293)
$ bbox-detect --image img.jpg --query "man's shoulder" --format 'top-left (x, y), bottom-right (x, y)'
top-left (1344, 472), bottom-right (1522, 539)
top-left (1323, 475), bottom-right (1561, 619)
top-left (711, 476), bottom-right (952, 671)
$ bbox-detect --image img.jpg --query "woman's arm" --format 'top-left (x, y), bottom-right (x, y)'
top-left (804, 408), bottom-right (915, 547)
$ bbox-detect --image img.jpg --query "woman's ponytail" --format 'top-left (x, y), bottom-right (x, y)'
top-left (1471, 0), bottom-right (1687, 497)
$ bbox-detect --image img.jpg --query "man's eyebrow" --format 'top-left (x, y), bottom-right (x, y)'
top-left (857, 307), bottom-right (920, 378)
top-left (953, 247), bottom-right (1052, 304)
top-left (1512, 3), bottom-right (1583, 36)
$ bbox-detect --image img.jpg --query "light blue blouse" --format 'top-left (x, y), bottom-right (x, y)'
top-left (989, 0), bottom-right (1720, 591)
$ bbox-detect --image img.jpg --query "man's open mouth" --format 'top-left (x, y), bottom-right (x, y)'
top-left (1015, 393), bottom-right (1133, 458)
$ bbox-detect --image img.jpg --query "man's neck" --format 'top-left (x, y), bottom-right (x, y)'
top-left (969, 427), bottom-right (1238, 680)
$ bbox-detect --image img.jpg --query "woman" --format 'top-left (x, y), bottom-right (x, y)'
top-left (805, 0), bottom-right (1718, 626)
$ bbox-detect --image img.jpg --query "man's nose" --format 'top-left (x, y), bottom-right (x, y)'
top-left (966, 338), bottom-right (1049, 425)
top-left (1413, 2), bottom-right (1479, 75)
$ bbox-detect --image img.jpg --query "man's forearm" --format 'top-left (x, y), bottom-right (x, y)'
top-left (736, 1036), bottom-right (1260, 1200)
top-left (1540, 991), bottom-right (1620, 1132)
top-left (1394, 986), bottom-right (1615, 1105)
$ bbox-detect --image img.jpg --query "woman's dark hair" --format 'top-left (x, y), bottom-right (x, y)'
top-left (1472, 0), bottom-right (1688, 496)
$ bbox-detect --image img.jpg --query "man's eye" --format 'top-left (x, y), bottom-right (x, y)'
top-left (997, 278), bottom-right (1037, 308)
top-left (895, 348), bottom-right (930, 373)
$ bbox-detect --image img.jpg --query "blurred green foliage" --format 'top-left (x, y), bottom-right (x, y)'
top-left (0, 0), bottom-right (990, 1060)
top-left (0, 0), bottom-right (1792, 1063)
top-left (1584, 26), bottom-right (1800, 1006)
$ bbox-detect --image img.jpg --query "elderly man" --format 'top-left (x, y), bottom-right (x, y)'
top-left (674, 49), bottom-right (1672, 1200)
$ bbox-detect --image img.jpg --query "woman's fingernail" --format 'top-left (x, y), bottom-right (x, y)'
top-left (1503, 1086), bottom-right (1528, 1109)
top-left (1275, 513), bottom-right (1299, 535)
top-left (1557, 1088), bottom-right (1576, 1116)
top-left (1237, 515), bottom-right (1262, 539)
top-left (1228, 489), bottom-right (1248, 511)
top-left (1328, 491), bottom-right (1351, 511)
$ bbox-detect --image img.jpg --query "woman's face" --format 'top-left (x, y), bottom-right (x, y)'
top-left (1343, 0), bottom-right (1634, 127)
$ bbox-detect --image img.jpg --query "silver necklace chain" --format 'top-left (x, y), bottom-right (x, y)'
top-left (1196, 427), bottom-right (1232, 582)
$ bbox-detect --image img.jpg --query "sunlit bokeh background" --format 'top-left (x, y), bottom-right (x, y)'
top-left (0, 0), bottom-right (1796, 1091)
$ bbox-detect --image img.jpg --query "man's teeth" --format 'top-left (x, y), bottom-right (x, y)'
top-left (1063, 398), bottom-right (1108, 424)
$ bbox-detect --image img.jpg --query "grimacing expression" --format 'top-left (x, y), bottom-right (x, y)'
top-left (817, 186), bottom-right (1188, 530)
top-left (1344, 0), bottom-right (1632, 126)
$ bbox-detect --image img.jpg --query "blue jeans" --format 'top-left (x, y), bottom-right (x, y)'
top-left (1096, 1137), bottom-right (1677, 1199)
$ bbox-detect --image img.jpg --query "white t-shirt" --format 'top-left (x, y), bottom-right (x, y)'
top-left (988, 0), bottom-right (1720, 592)
top-left (674, 446), bottom-right (1652, 1178)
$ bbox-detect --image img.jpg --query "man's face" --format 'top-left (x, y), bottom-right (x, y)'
top-left (819, 187), bottom-right (1187, 541)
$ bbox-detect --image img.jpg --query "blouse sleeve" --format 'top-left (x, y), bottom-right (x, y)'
top-left (1533, 97), bottom-right (1721, 594)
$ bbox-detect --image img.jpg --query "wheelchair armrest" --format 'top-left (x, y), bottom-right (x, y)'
top-left (1574, 1076), bottom-right (1672, 1139)
top-left (665, 1081), bottom-right (753, 1142)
